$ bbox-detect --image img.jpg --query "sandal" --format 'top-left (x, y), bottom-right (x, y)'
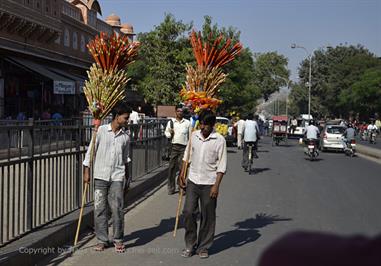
top-left (181, 248), bottom-right (193, 258)
top-left (198, 249), bottom-right (209, 259)
top-left (114, 242), bottom-right (125, 253)
top-left (94, 243), bottom-right (106, 252)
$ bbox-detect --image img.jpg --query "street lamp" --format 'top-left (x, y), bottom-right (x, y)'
top-left (291, 43), bottom-right (313, 119)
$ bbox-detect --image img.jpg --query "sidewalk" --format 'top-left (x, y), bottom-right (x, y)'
top-left (0, 165), bottom-right (168, 266)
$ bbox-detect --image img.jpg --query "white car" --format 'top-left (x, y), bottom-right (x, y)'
top-left (320, 125), bottom-right (346, 151)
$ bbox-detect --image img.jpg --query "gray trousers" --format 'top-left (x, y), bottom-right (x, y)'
top-left (183, 180), bottom-right (217, 252)
top-left (242, 141), bottom-right (257, 168)
top-left (167, 144), bottom-right (186, 192)
top-left (94, 179), bottom-right (124, 244)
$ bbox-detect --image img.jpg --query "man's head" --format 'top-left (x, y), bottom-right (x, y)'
top-left (111, 103), bottom-right (132, 127)
top-left (175, 104), bottom-right (184, 119)
top-left (198, 110), bottom-right (216, 137)
top-left (247, 113), bottom-right (254, 120)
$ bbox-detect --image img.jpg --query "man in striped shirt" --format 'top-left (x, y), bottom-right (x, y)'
top-left (83, 103), bottom-right (132, 253)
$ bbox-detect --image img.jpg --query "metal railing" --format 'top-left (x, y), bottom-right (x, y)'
top-left (0, 118), bottom-right (168, 246)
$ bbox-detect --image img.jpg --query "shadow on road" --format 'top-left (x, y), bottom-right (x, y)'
top-left (227, 150), bottom-right (237, 153)
top-left (250, 167), bottom-right (271, 175)
top-left (210, 213), bottom-right (292, 255)
top-left (123, 217), bottom-right (182, 248)
top-left (257, 150), bottom-right (269, 153)
top-left (303, 158), bottom-right (324, 162)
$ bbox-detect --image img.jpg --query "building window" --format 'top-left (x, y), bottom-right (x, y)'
top-left (64, 28), bottom-right (70, 47)
top-left (73, 32), bottom-right (78, 50)
top-left (80, 35), bottom-right (86, 52)
top-left (54, 34), bottom-right (61, 44)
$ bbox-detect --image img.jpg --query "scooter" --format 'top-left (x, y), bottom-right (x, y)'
top-left (369, 130), bottom-right (377, 144)
top-left (306, 139), bottom-right (319, 161)
top-left (344, 139), bottom-right (356, 157)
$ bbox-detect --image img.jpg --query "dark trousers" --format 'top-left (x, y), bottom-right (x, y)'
top-left (183, 180), bottom-right (217, 252)
top-left (242, 141), bottom-right (257, 168)
top-left (167, 144), bottom-right (186, 192)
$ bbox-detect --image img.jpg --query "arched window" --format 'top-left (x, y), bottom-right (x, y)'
top-left (64, 28), bottom-right (70, 47)
top-left (73, 32), bottom-right (78, 50)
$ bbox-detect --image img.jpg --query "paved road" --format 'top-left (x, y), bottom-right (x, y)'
top-left (42, 137), bottom-right (381, 266)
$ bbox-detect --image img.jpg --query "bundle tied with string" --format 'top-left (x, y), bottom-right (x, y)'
top-left (173, 30), bottom-right (242, 237)
top-left (74, 32), bottom-right (140, 247)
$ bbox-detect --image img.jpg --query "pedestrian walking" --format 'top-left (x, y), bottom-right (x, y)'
top-left (164, 104), bottom-right (191, 195)
top-left (236, 116), bottom-right (245, 149)
top-left (178, 110), bottom-right (227, 259)
top-left (82, 103), bottom-right (132, 252)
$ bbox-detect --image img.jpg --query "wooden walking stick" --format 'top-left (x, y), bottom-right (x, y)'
top-left (74, 123), bottom-right (99, 247)
top-left (173, 164), bottom-right (187, 237)
top-left (173, 137), bottom-right (192, 237)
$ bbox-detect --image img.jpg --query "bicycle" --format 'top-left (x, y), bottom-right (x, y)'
top-left (246, 142), bottom-right (257, 174)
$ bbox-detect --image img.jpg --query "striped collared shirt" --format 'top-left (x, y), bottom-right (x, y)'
top-left (83, 124), bottom-right (130, 182)
top-left (183, 130), bottom-right (227, 185)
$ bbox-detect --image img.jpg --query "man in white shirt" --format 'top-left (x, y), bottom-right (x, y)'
top-left (164, 105), bottom-right (191, 195)
top-left (128, 109), bottom-right (140, 124)
top-left (179, 110), bottom-right (227, 259)
top-left (83, 103), bottom-right (131, 253)
top-left (242, 113), bottom-right (260, 170)
top-left (367, 121), bottom-right (378, 132)
top-left (236, 117), bottom-right (245, 149)
top-left (305, 121), bottom-right (320, 140)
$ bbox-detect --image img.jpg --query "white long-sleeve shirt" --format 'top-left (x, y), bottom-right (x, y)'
top-left (164, 118), bottom-right (191, 146)
top-left (83, 124), bottom-right (130, 182)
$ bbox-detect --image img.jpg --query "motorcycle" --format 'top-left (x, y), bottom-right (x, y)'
top-left (369, 130), bottom-right (377, 144)
top-left (360, 130), bottom-right (368, 141)
top-left (344, 139), bottom-right (356, 157)
top-left (306, 139), bottom-right (319, 161)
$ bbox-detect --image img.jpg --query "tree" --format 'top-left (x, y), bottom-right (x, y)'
top-left (127, 14), bottom-right (193, 105)
top-left (339, 68), bottom-right (381, 119)
top-left (293, 44), bottom-right (381, 118)
top-left (252, 52), bottom-right (290, 101)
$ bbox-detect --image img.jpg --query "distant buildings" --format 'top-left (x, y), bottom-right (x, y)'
top-left (0, 0), bottom-right (135, 119)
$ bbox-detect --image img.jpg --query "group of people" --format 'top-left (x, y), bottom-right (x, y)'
top-left (84, 103), bottom-right (227, 258)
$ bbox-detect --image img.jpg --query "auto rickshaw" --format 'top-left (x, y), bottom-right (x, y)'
top-left (271, 116), bottom-right (288, 146)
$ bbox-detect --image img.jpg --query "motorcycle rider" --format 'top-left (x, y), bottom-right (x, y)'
top-left (304, 120), bottom-right (320, 153)
top-left (342, 123), bottom-right (356, 150)
top-left (367, 121), bottom-right (378, 143)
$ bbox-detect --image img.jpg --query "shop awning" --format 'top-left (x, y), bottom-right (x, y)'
top-left (6, 57), bottom-right (76, 95)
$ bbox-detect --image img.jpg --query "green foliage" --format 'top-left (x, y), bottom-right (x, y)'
top-left (291, 44), bottom-right (381, 118)
top-left (127, 14), bottom-right (193, 105)
top-left (252, 52), bottom-right (290, 101)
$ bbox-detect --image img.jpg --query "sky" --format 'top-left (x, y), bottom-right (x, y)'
top-left (98, 0), bottom-right (381, 81)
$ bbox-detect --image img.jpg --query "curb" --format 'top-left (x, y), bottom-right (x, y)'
top-left (356, 144), bottom-right (381, 160)
top-left (0, 165), bottom-right (168, 266)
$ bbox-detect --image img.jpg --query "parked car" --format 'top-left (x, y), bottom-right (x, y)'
top-left (320, 125), bottom-right (346, 151)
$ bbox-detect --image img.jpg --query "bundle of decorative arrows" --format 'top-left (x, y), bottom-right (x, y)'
top-left (180, 30), bottom-right (243, 113)
top-left (84, 32), bottom-right (140, 121)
